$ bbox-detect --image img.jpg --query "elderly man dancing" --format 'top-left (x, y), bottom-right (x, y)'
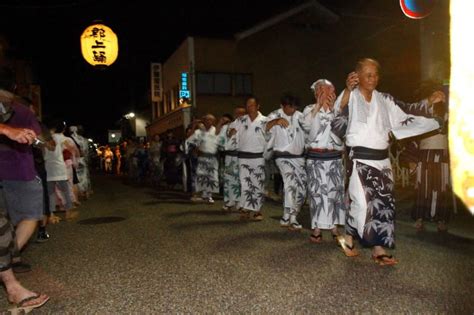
top-left (187, 114), bottom-right (220, 204)
top-left (302, 80), bottom-right (346, 243)
top-left (229, 97), bottom-right (268, 221)
top-left (332, 58), bottom-right (444, 265)
top-left (266, 94), bottom-right (306, 230)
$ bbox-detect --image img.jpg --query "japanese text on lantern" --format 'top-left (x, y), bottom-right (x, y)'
top-left (80, 24), bottom-right (118, 67)
top-left (91, 27), bottom-right (106, 63)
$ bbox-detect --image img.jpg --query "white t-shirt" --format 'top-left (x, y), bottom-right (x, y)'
top-left (44, 133), bottom-right (69, 181)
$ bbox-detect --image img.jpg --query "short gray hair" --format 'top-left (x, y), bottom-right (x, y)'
top-left (310, 79), bottom-right (333, 92)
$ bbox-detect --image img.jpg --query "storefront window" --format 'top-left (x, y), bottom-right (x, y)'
top-left (197, 73), bottom-right (215, 94)
top-left (196, 72), bottom-right (245, 96)
top-left (234, 73), bottom-right (253, 96)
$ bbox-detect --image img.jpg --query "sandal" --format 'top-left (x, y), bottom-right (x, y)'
top-left (9, 294), bottom-right (49, 314)
top-left (12, 261), bottom-right (32, 274)
top-left (332, 233), bottom-right (341, 247)
top-left (309, 233), bottom-right (322, 244)
top-left (336, 235), bottom-right (359, 257)
top-left (288, 222), bottom-right (302, 232)
top-left (252, 212), bottom-right (264, 221)
top-left (280, 218), bottom-right (290, 228)
top-left (372, 254), bottom-right (398, 266)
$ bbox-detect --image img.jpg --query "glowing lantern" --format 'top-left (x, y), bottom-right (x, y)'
top-left (450, 0), bottom-right (474, 214)
top-left (400, 0), bottom-right (435, 19)
top-left (80, 23), bottom-right (118, 67)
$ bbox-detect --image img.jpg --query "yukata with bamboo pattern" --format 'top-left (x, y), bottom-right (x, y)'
top-left (332, 88), bottom-right (441, 248)
top-left (266, 108), bottom-right (307, 221)
top-left (234, 113), bottom-right (268, 212)
top-left (187, 126), bottom-right (219, 198)
top-left (302, 104), bottom-right (345, 230)
top-left (218, 122), bottom-right (241, 209)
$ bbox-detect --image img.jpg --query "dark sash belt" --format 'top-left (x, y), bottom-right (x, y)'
top-left (199, 152), bottom-right (217, 158)
top-left (274, 151), bottom-right (304, 159)
top-left (224, 150), bottom-right (238, 157)
top-left (348, 146), bottom-right (389, 160)
top-left (238, 151), bottom-right (264, 159)
top-left (306, 150), bottom-right (343, 161)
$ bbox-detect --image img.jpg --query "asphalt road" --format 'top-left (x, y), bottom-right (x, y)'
top-left (2, 175), bottom-right (474, 314)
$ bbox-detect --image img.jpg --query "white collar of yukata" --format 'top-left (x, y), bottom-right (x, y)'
top-left (246, 112), bottom-right (263, 122)
top-left (313, 103), bottom-right (334, 114)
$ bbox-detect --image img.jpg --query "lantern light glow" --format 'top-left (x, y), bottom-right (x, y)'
top-left (80, 23), bottom-right (118, 67)
top-left (449, 0), bottom-right (474, 214)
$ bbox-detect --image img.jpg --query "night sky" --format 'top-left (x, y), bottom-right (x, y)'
top-left (0, 0), bottom-right (312, 142)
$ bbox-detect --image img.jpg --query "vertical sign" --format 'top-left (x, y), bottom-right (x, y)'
top-left (179, 72), bottom-right (191, 99)
top-left (150, 63), bottom-right (162, 102)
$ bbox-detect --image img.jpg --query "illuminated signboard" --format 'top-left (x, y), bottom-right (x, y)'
top-left (179, 72), bottom-right (191, 99)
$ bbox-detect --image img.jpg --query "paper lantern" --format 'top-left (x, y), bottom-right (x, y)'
top-left (81, 23), bottom-right (118, 67)
top-left (400, 0), bottom-right (435, 19)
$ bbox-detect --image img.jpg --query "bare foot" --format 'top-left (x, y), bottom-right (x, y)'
top-left (7, 283), bottom-right (48, 307)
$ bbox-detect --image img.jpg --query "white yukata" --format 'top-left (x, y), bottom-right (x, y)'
top-left (302, 104), bottom-right (345, 230)
top-left (187, 126), bottom-right (219, 198)
top-left (234, 113), bottom-right (268, 212)
top-left (266, 109), bottom-right (307, 220)
top-left (332, 88), bottom-right (440, 248)
top-left (218, 122), bottom-right (241, 209)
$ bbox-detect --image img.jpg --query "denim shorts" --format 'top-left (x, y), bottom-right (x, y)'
top-left (0, 177), bottom-right (44, 225)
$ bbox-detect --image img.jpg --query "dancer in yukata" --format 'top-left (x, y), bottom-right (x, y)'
top-left (302, 80), bottom-right (346, 244)
top-left (332, 58), bottom-right (444, 266)
top-left (266, 94), bottom-right (306, 231)
top-left (187, 114), bottom-right (220, 204)
top-left (218, 106), bottom-right (246, 212)
top-left (229, 97), bottom-right (268, 221)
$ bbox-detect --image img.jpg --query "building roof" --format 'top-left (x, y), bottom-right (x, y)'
top-left (234, 0), bottom-right (339, 40)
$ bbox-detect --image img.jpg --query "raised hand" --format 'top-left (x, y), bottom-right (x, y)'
top-left (326, 91), bottom-right (336, 110)
top-left (277, 118), bottom-right (290, 128)
top-left (428, 90), bottom-right (446, 106)
top-left (346, 72), bottom-right (359, 91)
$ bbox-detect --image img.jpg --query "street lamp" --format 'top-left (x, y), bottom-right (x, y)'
top-left (124, 112), bottom-right (135, 119)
